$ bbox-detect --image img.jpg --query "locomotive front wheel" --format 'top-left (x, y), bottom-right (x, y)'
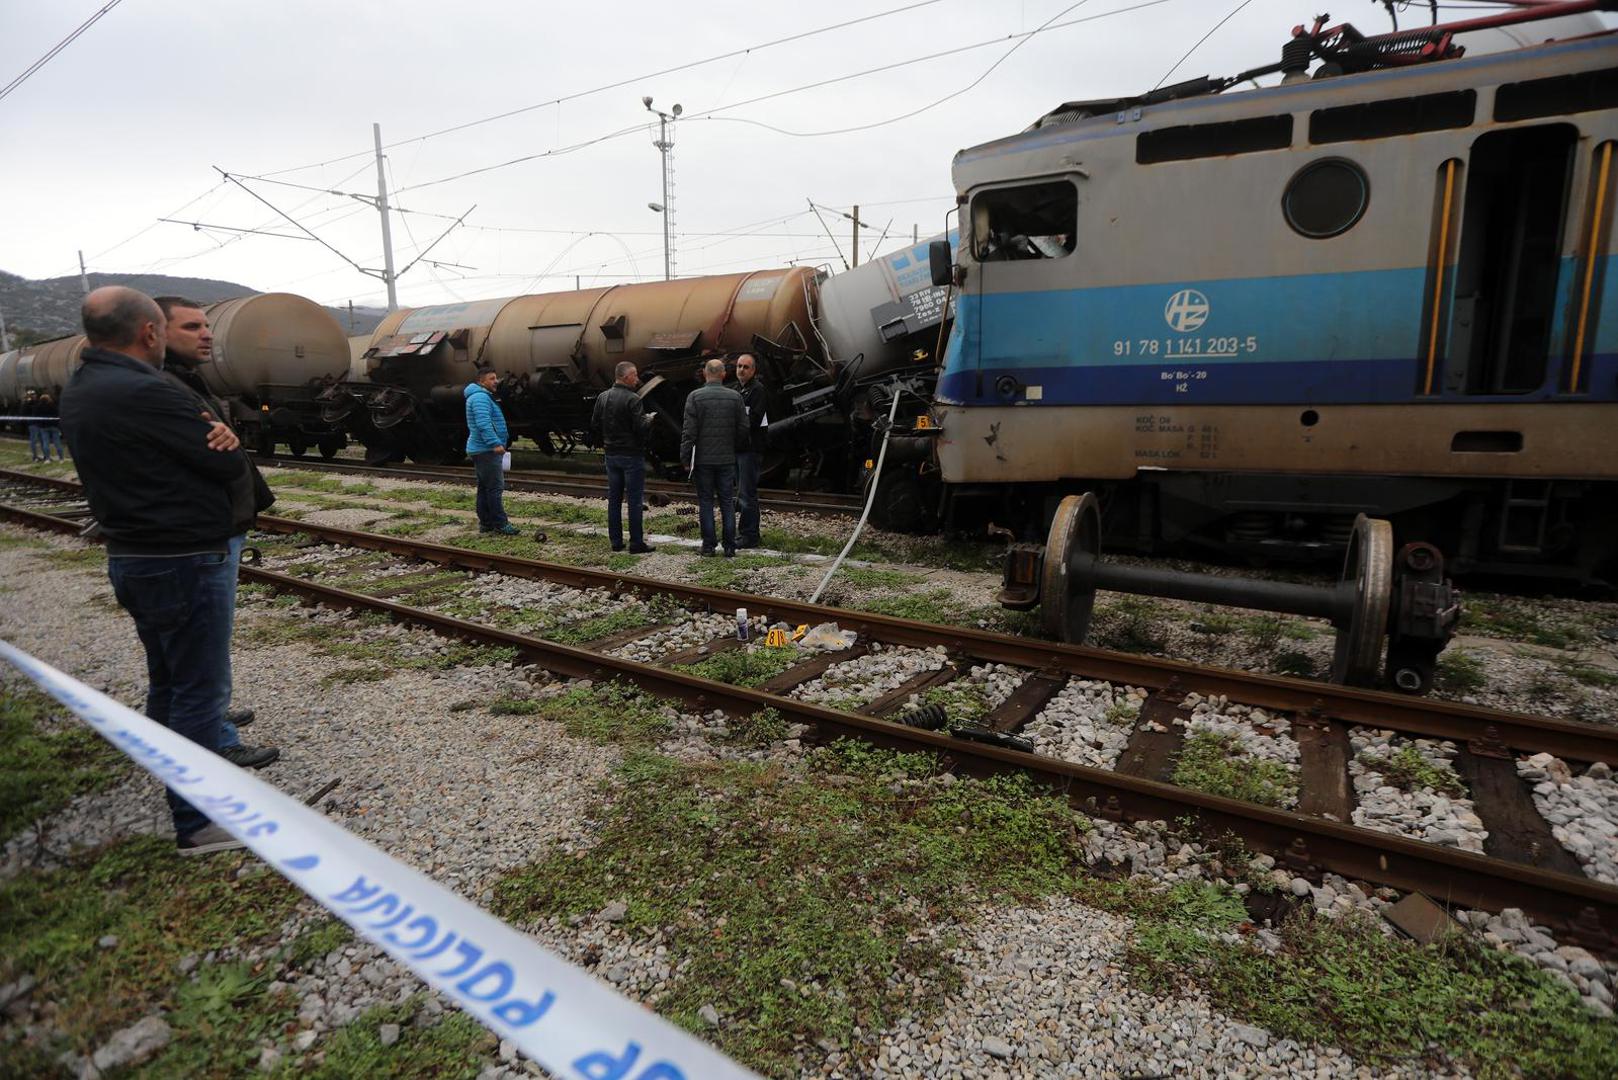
top-left (1040, 492), bottom-right (1102, 644)
top-left (1329, 514), bottom-right (1394, 687)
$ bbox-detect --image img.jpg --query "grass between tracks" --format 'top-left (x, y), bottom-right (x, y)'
top-left (236, 603), bottom-right (519, 684)
top-left (1171, 731), bottom-right (1301, 809)
top-left (489, 683), bottom-right (1618, 1079)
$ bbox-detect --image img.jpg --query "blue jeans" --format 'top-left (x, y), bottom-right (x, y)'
top-left (40, 428), bottom-right (65, 460)
top-left (107, 541), bottom-right (240, 840)
top-left (472, 451), bottom-right (509, 530)
top-left (216, 534), bottom-right (246, 749)
top-left (694, 463), bottom-right (737, 553)
top-left (735, 450), bottom-right (761, 545)
top-left (605, 454), bottom-right (646, 548)
top-left (27, 425), bottom-right (44, 459)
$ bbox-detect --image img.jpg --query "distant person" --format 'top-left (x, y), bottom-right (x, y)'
top-left (24, 391), bottom-right (45, 461)
top-left (680, 358), bottom-right (747, 557)
top-left (152, 296), bottom-right (278, 769)
top-left (59, 286), bottom-right (271, 856)
top-left (591, 361), bottom-right (655, 554)
top-left (35, 391), bottom-right (66, 461)
top-left (464, 366), bottom-right (518, 535)
top-left (732, 353), bottom-right (765, 550)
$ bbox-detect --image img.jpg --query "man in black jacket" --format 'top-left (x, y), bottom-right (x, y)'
top-left (60, 287), bottom-right (269, 855)
top-left (590, 361), bottom-right (655, 554)
top-left (679, 358), bottom-right (748, 557)
top-left (153, 296), bottom-right (278, 769)
top-left (732, 353), bottom-right (765, 549)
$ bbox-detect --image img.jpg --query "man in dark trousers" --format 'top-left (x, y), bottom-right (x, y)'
top-left (680, 358), bottom-right (747, 557)
top-left (591, 360), bottom-right (656, 554)
top-left (464, 366), bottom-right (518, 535)
top-left (60, 287), bottom-right (270, 856)
top-left (732, 352), bottom-right (765, 549)
top-left (153, 296), bottom-right (278, 769)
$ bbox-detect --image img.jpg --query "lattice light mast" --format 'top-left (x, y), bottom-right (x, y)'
top-left (643, 96), bottom-right (681, 281)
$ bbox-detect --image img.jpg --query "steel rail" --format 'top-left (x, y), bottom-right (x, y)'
top-left (245, 452), bottom-right (865, 517)
top-left (1, 467), bottom-right (1613, 767)
top-left (4, 494), bottom-right (1615, 949)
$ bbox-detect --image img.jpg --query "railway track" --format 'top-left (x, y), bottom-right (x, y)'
top-left (245, 451), bottom-right (866, 518)
top-left (3, 466), bottom-right (1617, 954)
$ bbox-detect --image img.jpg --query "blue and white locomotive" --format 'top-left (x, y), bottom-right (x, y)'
top-left (924, 3), bottom-right (1618, 584)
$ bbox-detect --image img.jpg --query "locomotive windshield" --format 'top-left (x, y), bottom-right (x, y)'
top-left (970, 180), bottom-right (1077, 262)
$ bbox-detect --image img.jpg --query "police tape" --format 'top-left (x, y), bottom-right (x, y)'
top-left (0, 640), bottom-right (759, 1080)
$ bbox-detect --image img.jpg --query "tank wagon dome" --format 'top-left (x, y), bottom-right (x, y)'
top-left (200, 292), bottom-right (351, 398)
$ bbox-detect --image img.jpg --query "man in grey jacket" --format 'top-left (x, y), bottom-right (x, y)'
top-left (679, 358), bottom-right (747, 557)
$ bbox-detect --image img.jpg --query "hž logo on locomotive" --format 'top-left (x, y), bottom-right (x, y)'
top-left (1163, 289), bottom-right (1210, 333)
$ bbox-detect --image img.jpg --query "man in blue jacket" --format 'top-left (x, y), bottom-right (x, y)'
top-left (464, 366), bottom-right (518, 535)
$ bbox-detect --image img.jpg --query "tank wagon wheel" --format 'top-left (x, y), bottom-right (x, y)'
top-left (1329, 514), bottom-right (1394, 688)
top-left (1040, 492), bottom-right (1103, 643)
top-left (317, 436), bottom-right (343, 460)
top-left (288, 437), bottom-right (309, 458)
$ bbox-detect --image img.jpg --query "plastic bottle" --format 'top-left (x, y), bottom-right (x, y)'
top-left (736, 607), bottom-right (750, 641)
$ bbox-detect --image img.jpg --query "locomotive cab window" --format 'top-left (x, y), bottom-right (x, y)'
top-left (971, 180), bottom-right (1077, 262)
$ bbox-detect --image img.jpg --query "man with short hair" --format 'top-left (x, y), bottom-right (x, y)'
top-left (679, 358), bottom-right (747, 557)
top-left (732, 353), bottom-right (766, 549)
top-left (465, 366), bottom-right (518, 535)
top-left (591, 360), bottom-right (655, 554)
top-left (59, 287), bottom-right (267, 856)
top-left (151, 296), bottom-right (278, 769)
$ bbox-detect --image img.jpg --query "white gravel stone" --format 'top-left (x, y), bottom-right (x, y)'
top-left (1518, 752), bottom-right (1618, 885)
top-left (792, 646), bottom-right (948, 709)
top-left (1349, 730), bottom-right (1487, 853)
top-left (1022, 679), bottom-right (1145, 769)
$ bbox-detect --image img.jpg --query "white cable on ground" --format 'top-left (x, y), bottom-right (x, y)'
top-left (809, 377), bottom-right (905, 605)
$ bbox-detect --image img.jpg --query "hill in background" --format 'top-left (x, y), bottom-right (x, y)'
top-left (0, 269), bottom-right (386, 346)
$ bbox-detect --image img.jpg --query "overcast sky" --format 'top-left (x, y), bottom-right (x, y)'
top-left (1, 1), bottom-right (1607, 314)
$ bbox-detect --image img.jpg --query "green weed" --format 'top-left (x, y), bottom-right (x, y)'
top-left (492, 746), bottom-right (1089, 1076)
top-left (0, 836), bottom-right (304, 1066)
top-left (1119, 902), bottom-right (1618, 1080)
top-left (1436, 650), bottom-right (1488, 694)
top-left (1171, 731), bottom-right (1299, 808)
top-left (679, 647), bottom-right (803, 688)
top-left (0, 686), bottom-right (130, 844)
top-left (1359, 744), bottom-right (1466, 798)
top-left (526, 681), bottom-right (671, 745)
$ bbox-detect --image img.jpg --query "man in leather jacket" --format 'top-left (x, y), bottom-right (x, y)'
top-left (153, 296), bottom-right (278, 770)
top-left (591, 361), bottom-right (655, 553)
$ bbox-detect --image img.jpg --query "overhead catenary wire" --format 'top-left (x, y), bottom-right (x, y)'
top-left (1153, 0), bottom-right (1258, 91)
top-left (363, 0), bottom-right (1181, 195)
top-left (0, 0), bottom-right (125, 105)
top-left (677, 0), bottom-right (1179, 140)
top-left (255, 0), bottom-right (946, 177)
